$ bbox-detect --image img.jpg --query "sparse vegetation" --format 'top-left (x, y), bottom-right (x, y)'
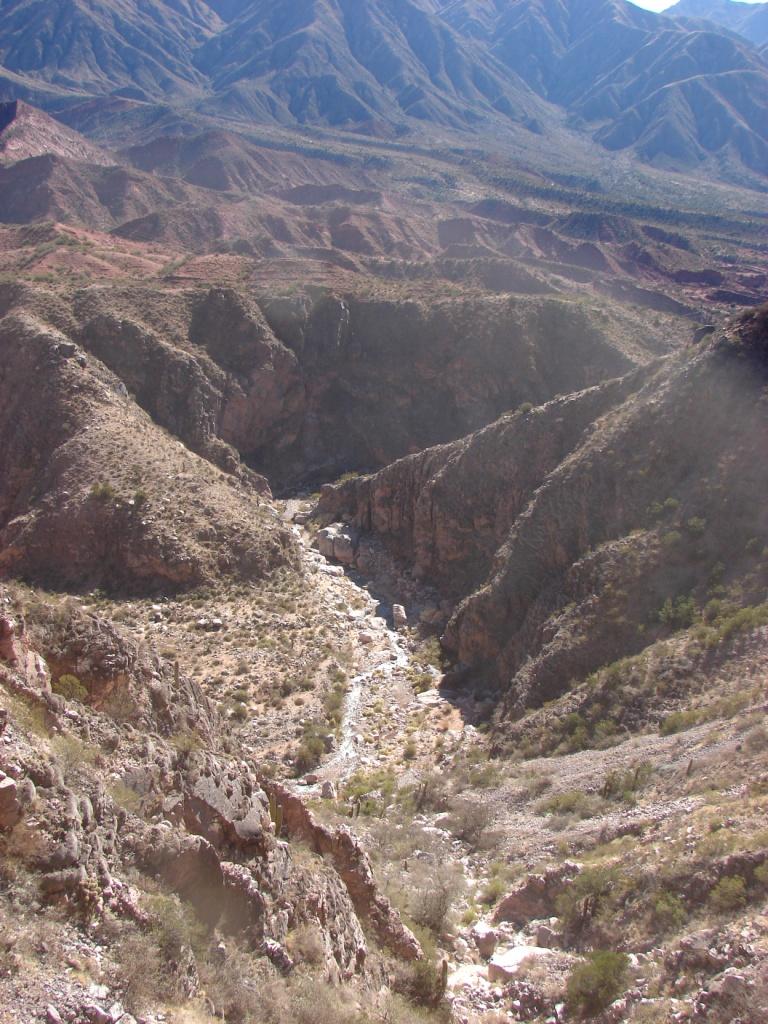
top-left (566, 951), bottom-right (629, 1017)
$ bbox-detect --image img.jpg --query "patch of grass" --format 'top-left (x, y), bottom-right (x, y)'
top-left (537, 789), bottom-right (606, 820)
top-left (90, 481), bottom-right (117, 501)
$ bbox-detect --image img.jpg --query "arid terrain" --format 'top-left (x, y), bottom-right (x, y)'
top-left (1, 1), bottom-right (768, 1022)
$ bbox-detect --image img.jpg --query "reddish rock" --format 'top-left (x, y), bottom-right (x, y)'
top-left (493, 862), bottom-right (580, 927)
top-left (263, 780), bottom-right (422, 961)
top-left (0, 773), bottom-right (22, 829)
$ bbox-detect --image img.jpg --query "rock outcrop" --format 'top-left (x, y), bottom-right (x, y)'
top-left (263, 780), bottom-right (422, 962)
top-left (0, 590), bottom-right (369, 984)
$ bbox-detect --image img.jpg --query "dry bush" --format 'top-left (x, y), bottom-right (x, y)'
top-left (286, 923), bottom-right (326, 965)
top-left (409, 863), bottom-right (465, 935)
top-left (447, 796), bottom-right (492, 847)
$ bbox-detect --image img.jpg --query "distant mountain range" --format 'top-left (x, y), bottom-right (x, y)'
top-left (666, 0), bottom-right (768, 45)
top-left (0, 0), bottom-right (766, 180)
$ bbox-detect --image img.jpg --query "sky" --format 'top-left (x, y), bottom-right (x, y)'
top-left (629, 0), bottom-right (676, 9)
top-left (630, 0), bottom-right (763, 9)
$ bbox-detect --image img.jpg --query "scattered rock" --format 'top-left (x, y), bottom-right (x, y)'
top-left (0, 773), bottom-right (22, 829)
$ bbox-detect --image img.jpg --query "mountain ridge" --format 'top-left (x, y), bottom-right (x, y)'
top-left (0, 0), bottom-right (765, 181)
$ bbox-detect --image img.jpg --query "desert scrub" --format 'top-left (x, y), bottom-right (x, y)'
top-left (600, 762), bottom-right (654, 803)
top-left (90, 481), bottom-right (117, 501)
top-left (343, 768), bottom-right (396, 816)
top-left (651, 891), bottom-right (687, 933)
top-left (536, 789), bottom-right (606, 820)
top-left (52, 673), bottom-right (87, 702)
top-left (566, 951), bottom-right (629, 1017)
top-left (709, 875), bottom-right (747, 914)
top-left (658, 594), bottom-right (697, 630)
top-left (447, 796), bottom-right (492, 847)
top-left (659, 689), bottom-right (754, 736)
top-left (117, 892), bottom-right (205, 1013)
top-left (294, 721), bottom-right (327, 775)
top-left (556, 864), bottom-right (628, 935)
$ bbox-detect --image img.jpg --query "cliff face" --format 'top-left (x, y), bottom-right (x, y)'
top-left (0, 307), bottom-right (298, 593)
top-left (318, 306), bottom-right (768, 714)
top-left (316, 369), bottom-right (651, 598)
top-left (258, 291), bottom-right (638, 489)
top-left (2, 281), bottom-right (649, 498)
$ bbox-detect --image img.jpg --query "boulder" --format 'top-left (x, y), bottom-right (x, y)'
top-left (0, 616), bottom-right (19, 664)
top-left (493, 862), bottom-right (580, 926)
top-left (0, 774), bottom-right (22, 829)
top-left (392, 604), bottom-right (408, 629)
top-left (488, 945), bottom-right (554, 983)
top-left (535, 922), bottom-right (564, 949)
top-left (471, 921), bottom-right (499, 959)
top-left (316, 523), bottom-right (358, 565)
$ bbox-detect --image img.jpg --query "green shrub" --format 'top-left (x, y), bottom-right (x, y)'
top-left (294, 723), bottom-right (326, 775)
top-left (709, 875), bottom-right (747, 914)
top-left (555, 865), bottom-right (626, 932)
top-left (537, 789), bottom-right (603, 820)
top-left (566, 951), bottom-right (629, 1017)
top-left (660, 709), bottom-right (700, 736)
top-left (686, 517), bottom-right (707, 536)
top-left (601, 762), bottom-right (653, 803)
top-left (652, 891), bottom-right (686, 932)
top-left (52, 674), bottom-right (88, 702)
top-left (744, 725), bottom-right (768, 753)
top-left (343, 768), bottom-right (396, 816)
top-left (658, 595), bottom-right (697, 630)
top-left (394, 956), bottom-right (447, 1008)
top-left (447, 797), bottom-right (491, 847)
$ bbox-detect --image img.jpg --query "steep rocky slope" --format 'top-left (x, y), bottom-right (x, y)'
top-left (319, 304), bottom-right (768, 717)
top-left (0, 289), bottom-right (297, 593)
top-left (0, 581), bottom-right (421, 1023)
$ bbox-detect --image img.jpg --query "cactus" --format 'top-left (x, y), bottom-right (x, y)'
top-left (269, 793), bottom-right (283, 836)
top-left (436, 959), bottom-right (448, 1003)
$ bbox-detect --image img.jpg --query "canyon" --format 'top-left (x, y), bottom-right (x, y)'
top-left (0, 1), bottom-right (768, 1023)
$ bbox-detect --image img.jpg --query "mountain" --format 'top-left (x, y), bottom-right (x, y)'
top-left (192, 0), bottom-right (546, 131)
top-left (0, 98), bottom-right (113, 164)
top-left (0, 0), bottom-right (222, 100)
top-left (439, 0), bottom-right (768, 172)
top-left (0, 0), bottom-right (764, 179)
top-left (666, 0), bottom-right (768, 45)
